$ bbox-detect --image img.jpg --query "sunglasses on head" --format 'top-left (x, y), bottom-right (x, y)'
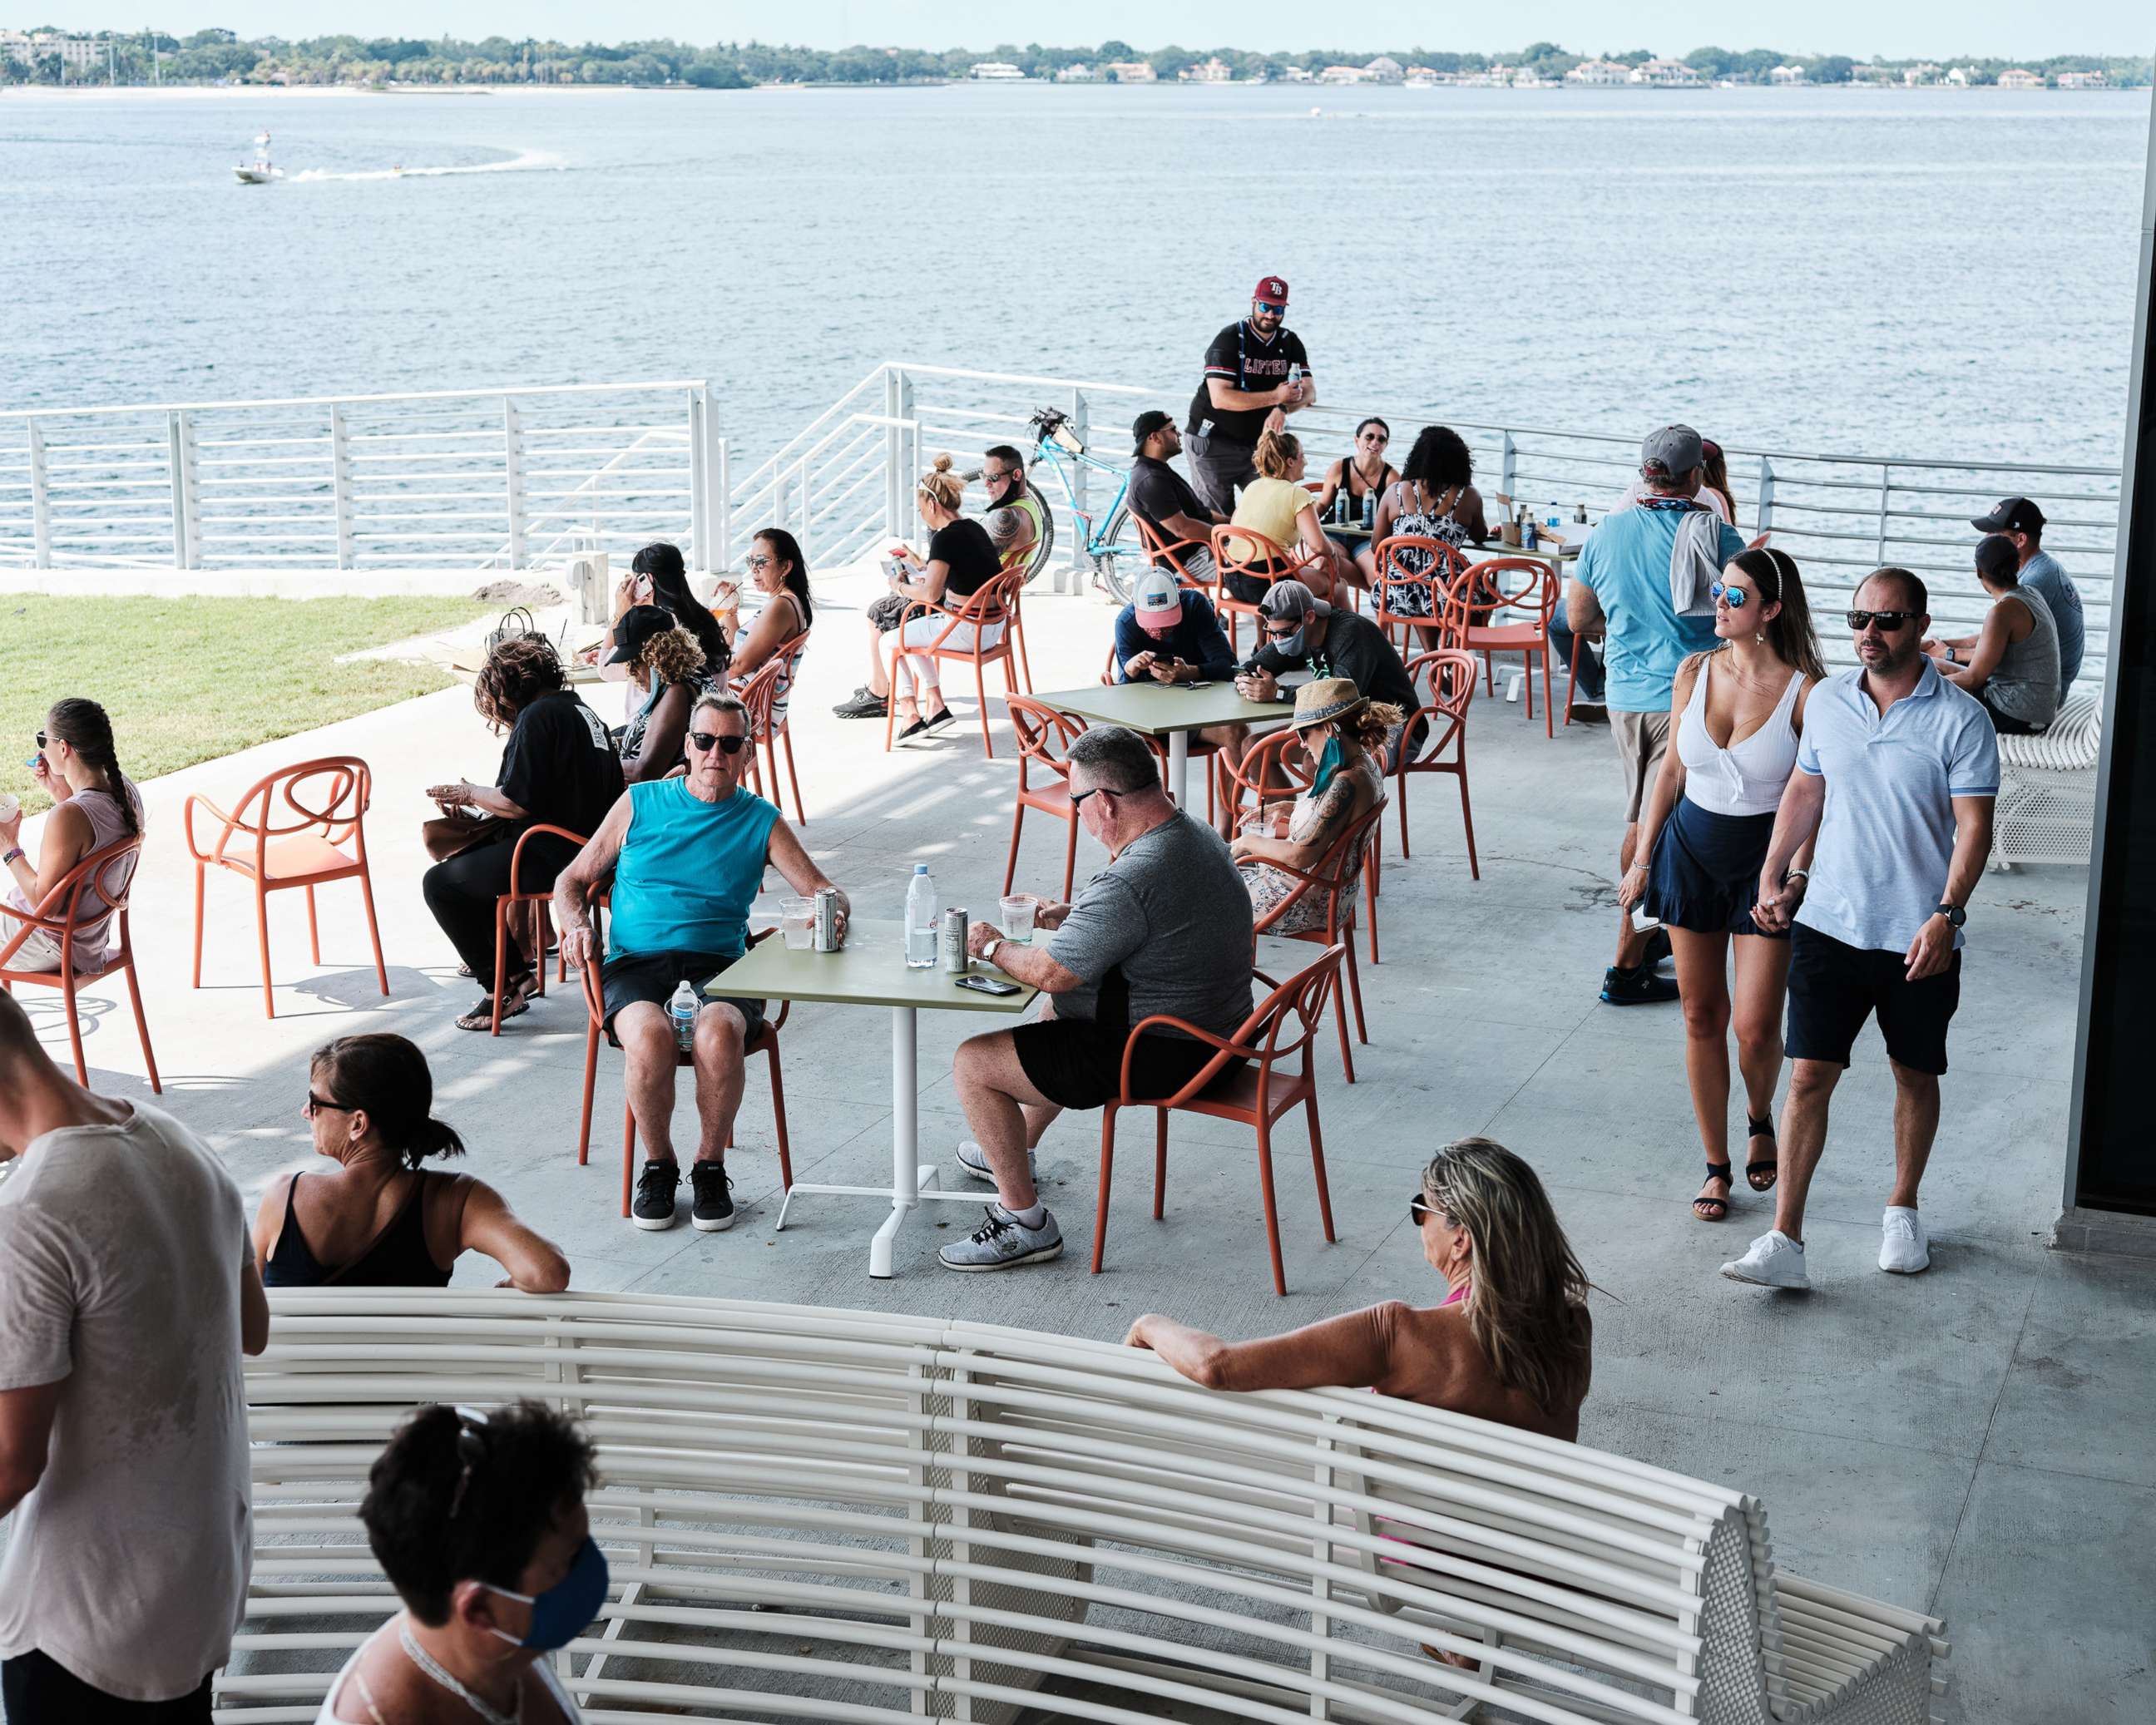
top-left (447, 1406), bottom-right (491, 1520)
top-left (1710, 581), bottom-right (1751, 610)
top-left (1847, 610), bottom-right (1917, 633)
top-left (687, 730), bottom-right (749, 754)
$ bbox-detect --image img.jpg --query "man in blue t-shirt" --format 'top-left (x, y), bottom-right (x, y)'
top-left (1567, 425), bottom-right (1750, 1005)
top-left (555, 690), bottom-right (849, 1236)
top-left (1935, 497), bottom-right (2084, 704)
top-left (1113, 568), bottom-right (1248, 837)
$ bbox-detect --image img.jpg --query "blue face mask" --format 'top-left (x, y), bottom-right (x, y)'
top-left (484, 1535), bottom-right (609, 1652)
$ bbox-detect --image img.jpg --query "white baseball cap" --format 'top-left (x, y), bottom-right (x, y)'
top-left (1133, 569), bottom-right (1182, 625)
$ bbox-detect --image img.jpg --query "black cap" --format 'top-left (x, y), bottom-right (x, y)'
top-left (1971, 496), bottom-right (2045, 534)
top-left (1132, 409), bottom-right (1174, 452)
top-left (606, 603), bottom-right (675, 665)
top-left (1974, 534), bottom-right (2020, 583)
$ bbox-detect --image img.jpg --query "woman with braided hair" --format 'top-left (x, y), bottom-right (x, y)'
top-left (1, 698), bottom-right (145, 975)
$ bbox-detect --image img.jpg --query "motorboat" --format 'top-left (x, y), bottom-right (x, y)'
top-left (234, 131), bottom-right (281, 185)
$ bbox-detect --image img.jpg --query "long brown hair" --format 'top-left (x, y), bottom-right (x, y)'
top-left (1254, 427), bottom-right (1303, 480)
top-left (43, 698), bottom-right (138, 838)
top-left (1422, 1138), bottom-right (1592, 1418)
top-left (1723, 546), bottom-right (1827, 680)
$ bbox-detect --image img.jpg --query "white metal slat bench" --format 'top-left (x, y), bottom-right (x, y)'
top-left (1992, 691), bottom-right (2102, 867)
top-left (223, 1292), bottom-right (1946, 1725)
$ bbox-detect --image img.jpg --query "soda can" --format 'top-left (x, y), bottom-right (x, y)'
top-left (941, 907), bottom-right (970, 973)
top-left (813, 886), bottom-right (839, 952)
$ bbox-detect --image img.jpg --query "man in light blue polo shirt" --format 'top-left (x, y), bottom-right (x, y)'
top-left (1723, 568), bottom-right (1997, 1293)
top-left (1566, 425), bottom-right (1749, 1006)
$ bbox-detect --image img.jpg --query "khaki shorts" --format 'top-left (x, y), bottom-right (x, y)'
top-left (1612, 709), bottom-right (1671, 823)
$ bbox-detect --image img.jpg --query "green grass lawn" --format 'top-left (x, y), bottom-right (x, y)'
top-left (1, 595), bottom-right (485, 814)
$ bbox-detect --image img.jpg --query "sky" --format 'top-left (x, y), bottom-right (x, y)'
top-left (14, 1), bottom-right (2153, 57)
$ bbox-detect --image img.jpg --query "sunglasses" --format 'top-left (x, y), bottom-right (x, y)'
top-left (744, 552), bottom-right (774, 571)
top-left (687, 730), bottom-right (749, 754)
top-left (1847, 610), bottom-right (1918, 633)
top-left (1710, 581), bottom-right (1751, 610)
top-left (1263, 622), bottom-right (1300, 638)
top-left (304, 1091), bottom-right (352, 1117)
top-left (1409, 1190), bottom-right (1441, 1225)
top-left (982, 467), bottom-right (1015, 484)
top-left (1069, 786), bottom-right (1120, 809)
top-left (33, 729), bottom-right (47, 749)
top-left (1255, 301), bottom-right (1287, 315)
top-left (447, 1406), bottom-right (491, 1520)
top-left (1359, 432), bottom-right (1389, 445)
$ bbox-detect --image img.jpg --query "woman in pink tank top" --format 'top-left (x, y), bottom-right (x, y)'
top-left (1, 699), bottom-right (144, 975)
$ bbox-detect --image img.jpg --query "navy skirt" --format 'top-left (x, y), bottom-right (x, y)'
top-left (1644, 797), bottom-right (1784, 939)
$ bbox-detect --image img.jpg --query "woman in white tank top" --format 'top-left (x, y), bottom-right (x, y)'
top-left (1, 698), bottom-right (145, 975)
top-left (1617, 551), bottom-right (1826, 1226)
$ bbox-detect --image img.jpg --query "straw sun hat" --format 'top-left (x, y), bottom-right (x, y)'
top-left (1288, 678), bottom-right (1366, 731)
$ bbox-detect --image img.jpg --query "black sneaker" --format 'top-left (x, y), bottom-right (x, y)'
top-left (893, 717), bottom-right (929, 744)
top-left (1600, 964), bottom-right (1680, 1006)
top-left (833, 690), bottom-right (888, 719)
top-left (1642, 926), bottom-right (1673, 968)
top-left (690, 1160), bottom-right (735, 1233)
top-left (631, 1159), bottom-right (680, 1230)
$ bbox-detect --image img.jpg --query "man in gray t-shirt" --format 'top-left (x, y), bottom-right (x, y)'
top-left (0, 991), bottom-right (270, 1718)
top-left (942, 725), bottom-right (1254, 1272)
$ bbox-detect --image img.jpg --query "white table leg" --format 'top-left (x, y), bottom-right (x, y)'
top-left (868, 1005), bottom-right (920, 1278)
top-left (1168, 729), bottom-right (1190, 811)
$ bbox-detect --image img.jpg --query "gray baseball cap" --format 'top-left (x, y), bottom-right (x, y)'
top-left (1639, 424), bottom-right (1704, 477)
top-left (1257, 580), bottom-right (1329, 622)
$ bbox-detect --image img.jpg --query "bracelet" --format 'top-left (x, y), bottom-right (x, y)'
top-left (1783, 868), bottom-right (1810, 884)
top-left (2, 848), bottom-right (21, 868)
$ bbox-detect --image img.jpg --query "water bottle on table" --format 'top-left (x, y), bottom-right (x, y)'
top-left (905, 863), bottom-right (937, 969)
top-left (669, 980), bottom-right (698, 1052)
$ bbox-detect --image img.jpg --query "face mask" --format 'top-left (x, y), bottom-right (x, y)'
top-left (483, 1535), bottom-right (609, 1652)
top-left (1310, 734), bottom-right (1344, 792)
top-left (1273, 626), bottom-right (1307, 659)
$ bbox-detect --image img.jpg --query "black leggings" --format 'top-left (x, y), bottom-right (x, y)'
top-left (2, 1651), bottom-right (210, 1723)
top-left (421, 831), bottom-right (581, 984)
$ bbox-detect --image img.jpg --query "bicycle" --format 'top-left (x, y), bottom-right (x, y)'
top-left (948, 408), bottom-right (1145, 601)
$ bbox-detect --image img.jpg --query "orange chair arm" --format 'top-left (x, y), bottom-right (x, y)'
top-left (181, 792), bottom-right (242, 865)
top-left (1116, 1012), bottom-right (1257, 1105)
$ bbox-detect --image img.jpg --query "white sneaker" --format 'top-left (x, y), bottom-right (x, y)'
top-left (955, 1139), bottom-right (1035, 1186)
top-left (1721, 1229), bottom-right (1810, 1290)
top-left (1879, 1207), bottom-right (1930, 1273)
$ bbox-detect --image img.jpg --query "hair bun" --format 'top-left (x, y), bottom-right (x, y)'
top-left (931, 452), bottom-right (954, 473)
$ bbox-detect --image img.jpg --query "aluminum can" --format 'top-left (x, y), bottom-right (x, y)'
top-left (813, 886), bottom-right (839, 952)
top-left (941, 907), bottom-right (969, 973)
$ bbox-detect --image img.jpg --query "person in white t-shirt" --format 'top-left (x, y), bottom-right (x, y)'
top-left (0, 989), bottom-right (269, 1723)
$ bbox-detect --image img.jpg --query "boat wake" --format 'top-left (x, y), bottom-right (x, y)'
top-left (290, 147), bottom-right (564, 183)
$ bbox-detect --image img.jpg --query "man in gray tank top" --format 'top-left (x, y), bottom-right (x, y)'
top-left (1926, 534), bottom-right (2060, 734)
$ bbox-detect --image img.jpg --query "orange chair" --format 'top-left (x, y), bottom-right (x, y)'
top-left (576, 923), bottom-right (794, 1218)
top-left (738, 638), bottom-right (809, 824)
top-left (1397, 650), bottom-right (1481, 875)
top-left (881, 569), bottom-right (1025, 759)
top-left (1443, 557), bottom-right (1560, 737)
top-left (184, 756), bottom-right (388, 1019)
top-left (1004, 696), bottom-right (1087, 901)
top-left (1370, 534), bottom-right (1466, 655)
top-left (996, 540), bottom-right (1036, 694)
top-left (1562, 625), bottom-right (1605, 728)
top-left (1093, 943), bottom-right (1346, 1296)
top-left (1208, 522), bottom-right (1313, 655)
top-left (0, 835), bottom-right (160, 1092)
top-left (1133, 515), bottom-right (1214, 598)
top-left (1249, 796), bottom-right (1385, 1085)
top-left (489, 823), bottom-right (588, 1036)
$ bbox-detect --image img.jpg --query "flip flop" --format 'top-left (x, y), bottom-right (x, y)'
top-left (457, 973), bottom-right (535, 1031)
top-left (1694, 1161), bottom-right (1733, 1222)
top-left (1745, 1112), bottom-right (1778, 1192)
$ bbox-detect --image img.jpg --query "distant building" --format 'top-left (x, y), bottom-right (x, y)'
top-left (0, 28), bottom-right (32, 64)
top-left (1901, 62), bottom-right (1943, 86)
top-left (1183, 57), bottom-right (1234, 84)
top-left (1769, 63), bottom-right (1809, 86)
top-left (1278, 64), bottom-right (1313, 82)
top-left (1318, 64), bottom-right (1368, 85)
top-left (1103, 61), bottom-right (1156, 83)
top-left (1054, 63), bottom-right (1095, 82)
top-left (1996, 67), bottom-right (2043, 90)
top-left (1945, 66), bottom-right (1975, 86)
top-left (969, 62), bottom-right (1025, 81)
top-left (1362, 56), bottom-right (1404, 84)
top-left (1849, 63), bottom-right (1895, 85)
top-left (1511, 67), bottom-right (1557, 88)
top-left (1565, 58), bottom-right (1629, 86)
top-left (1630, 58), bottom-right (1702, 87)
top-left (2055, 69), bottom-right (2108, 90)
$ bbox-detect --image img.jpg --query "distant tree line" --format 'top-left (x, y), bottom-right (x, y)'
top-left (2, 30), bottom-right (2148, 88)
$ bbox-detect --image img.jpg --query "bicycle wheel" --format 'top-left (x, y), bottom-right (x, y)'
top-left (1090, 502), bottom-right (1137, 604)
top-left (1020, 480), bottom-right (1056, 584)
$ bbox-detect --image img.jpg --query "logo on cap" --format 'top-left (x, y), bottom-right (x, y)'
top-left (1254, 275), bottom-right (1289, 304)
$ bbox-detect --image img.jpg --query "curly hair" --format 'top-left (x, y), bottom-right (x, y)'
top-left (1338, 699), bottom-right (1406, 753)
top-left (1401, 426), bottom-right (1473, 494)
top-left (634, 624), bottom-right (707, 689)
top-left (473, 635), bottom-right (566, 734)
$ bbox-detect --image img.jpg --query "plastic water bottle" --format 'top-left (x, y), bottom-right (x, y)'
top-left (668, 980), bottom-right (698, 1053)
top-left (1547, 500), bottom-right (1562, 531)
top-left (1285, 361), bottom-right (1303, 402)
top-left (905, 863), bottom-right (937, 969)
top-left (1362, 487), bottom-right (1377, 530)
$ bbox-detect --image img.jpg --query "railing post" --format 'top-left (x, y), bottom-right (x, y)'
top-left (27, 420), bottom-right (51, 570)
top-left (1754, 455), bottom-right (1775, 540)
top-left (883, 365), bottom-right (905, 543)
top-left (797, 453), bottom-right (813, 560)
top-left (688, 385), bottom-right (710, 575)
top-left (1501, 429), bottom-right (1518, 501)
top-left (715, 435), bottom-right (731, 573)
top-left (167, 409), bottom-right (198, 569)
top-left (1067, 386), bottom-right (1090, 593)
top-left (329, 405), bottom-right (354, 570)
top-left (503, 398), bottom-right (527, 571)
top-left (1875, 463), bottom-right (1891, 566)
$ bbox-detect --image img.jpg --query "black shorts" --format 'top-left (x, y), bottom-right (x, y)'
top-left (600, 948), bottom-right (765, 1048)
top-left (1785, 924), bottom-right (1960, 1076)
top-left (1221, 570), bottom-right (1278, 605)
top-left (1012, 1017), bottom-right (1240, 1111)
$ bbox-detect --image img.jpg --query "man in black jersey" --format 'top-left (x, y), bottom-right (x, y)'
top-left (1184, 274), bottom-right (1316, 515)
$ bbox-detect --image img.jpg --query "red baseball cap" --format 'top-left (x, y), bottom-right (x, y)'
top-left (1253, 276), bottom-right (1289, 304)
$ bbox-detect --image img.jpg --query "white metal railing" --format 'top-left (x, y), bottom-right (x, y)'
top-left (732, 361), bottom-right (2123, 687)
top-left (0, 381), bottom-right (724, 575)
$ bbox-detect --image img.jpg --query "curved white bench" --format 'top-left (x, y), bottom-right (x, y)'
top-left (1993, 692), bottom-right (2102, 867)
top-left (221, 1292), bottom-right (1946, 1725)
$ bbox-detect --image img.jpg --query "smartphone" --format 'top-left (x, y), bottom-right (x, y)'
top-left (955, 975), bottom-right (1022, 997)
top-left (1183, 680), bottom-right (1212, 690)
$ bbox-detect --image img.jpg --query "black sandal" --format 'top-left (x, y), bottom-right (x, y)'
top-left (1694, 1162), bottom-right (1733, 1222)
top-left (1745, 1112), bottom-right (1778, 1192)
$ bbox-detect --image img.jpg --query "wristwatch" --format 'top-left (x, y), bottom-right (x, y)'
top-left (1934, 902), bottom-right (1966, 928)
top-left (1943, 645), bottom-right (1956, 665)
top-left (981, 937), bottom-right (1003, 966)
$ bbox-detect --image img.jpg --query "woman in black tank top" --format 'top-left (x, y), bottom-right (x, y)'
top-left (253, 1034), bottom-right (568, 1291)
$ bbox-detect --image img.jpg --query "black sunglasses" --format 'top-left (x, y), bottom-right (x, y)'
top-left (33, 729), bottom-right (46, 749)
top-left (1409, 1190), bottom-right (1439, 1225)
top-left (1070, 786), bottom-right (1120, 809)
top-left (305, 1091), bottom-right (352, 1117)
top-left (744, 552), bottom-right (774, 571)
top-left (447, 1406), bottom-right (491, 1520)
top-left (1847, 610), bottom-right (1918, 633)
top-left (687, 730), bottom-right (749, 754)
top-left (1263, 622), bottom-right (1299, 637)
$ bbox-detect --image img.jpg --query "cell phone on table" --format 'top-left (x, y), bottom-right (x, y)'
top-left (955, 975), bottom-right (1022, 997)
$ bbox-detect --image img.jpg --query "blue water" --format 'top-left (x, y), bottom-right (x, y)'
top-left (1, 83), bottom-right (2149, 467)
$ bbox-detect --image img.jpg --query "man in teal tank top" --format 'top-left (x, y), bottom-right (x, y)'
top-left (554, 692), bottom-right (849, 1235)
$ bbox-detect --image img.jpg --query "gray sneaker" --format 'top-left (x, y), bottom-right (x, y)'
top-left (938, 1206), bottom-right (1063, 1273)
top-left (955, 1139), bottom-right (1036, 1186)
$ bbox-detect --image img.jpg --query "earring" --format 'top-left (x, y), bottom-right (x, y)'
top-left (1753, 630), bottom-right (1764, 645)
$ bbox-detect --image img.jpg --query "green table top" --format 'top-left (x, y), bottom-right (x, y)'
top-left (1033, 680), bottom-right (1296, 738)
top-left (710, 919), bottom-right (1038, 1013)
top-left (1471, 541), bottom-right (1579, 564)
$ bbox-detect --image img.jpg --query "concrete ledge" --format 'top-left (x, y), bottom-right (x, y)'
top-left (2049, 1205), bottom-right (2156, 1258)
top-left (0, 567), bottom-right (511, 598)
